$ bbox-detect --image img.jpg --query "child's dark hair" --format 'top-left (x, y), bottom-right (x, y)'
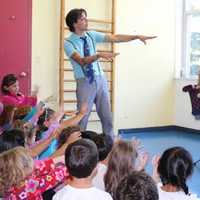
top-left (37, 107), bottom-right (55, 124)
top-left (1, 74), bottom-right (17, 94)
top-left (36, 107), bottom-right (55, 140)
top-left (81, 131), bottom-right (113, 161)
top-left (157, 146), bottom-right (193, 195)
top-left (0, 129), bottom-right (25, 153)
top-left (116, 170), bottom-right (158, 200)
top-left (94, 134), bottom-right (113, 161)
top-left (65, 8), bottom-right (87, 32)
top-left (57, 126), bottom-right (80, 149)
top-left (65, 138), bottom-right (98, 178)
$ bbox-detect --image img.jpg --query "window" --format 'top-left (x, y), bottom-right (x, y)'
top-left (178, 0), bottom-right (200, 79)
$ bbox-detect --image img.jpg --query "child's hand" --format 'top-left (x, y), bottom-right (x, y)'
top-left (131, 137), bottom-right (143, 151)
top-left (152, 154), bottom-right (160, 170)
top-left (50, 129), bottom-right (60, 140)
top-left (65, 110), bottom-right (78, 116)
top-left (136, 151), bottom-right (149, 171)
top-left (79, 103), bottom-right (88, 116)
top-left (36, 104), bottom-right (45, 117)
top-left (151, 154), bottom-right (160, 182)
top-left (66, 131), bottom-right (82, 144)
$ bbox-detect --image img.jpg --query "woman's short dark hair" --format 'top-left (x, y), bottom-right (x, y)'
top-left (157, 146), bottom-right (193, 195)
top-left (1, 74), bottom-right (17, 94)
top-left (65, 139), bottom-right (98, 178)
top-left (65, 8), bottom-right (87, 32)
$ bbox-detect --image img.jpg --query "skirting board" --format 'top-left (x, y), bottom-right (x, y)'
top-left (118, 125), bottom-right (200, 135)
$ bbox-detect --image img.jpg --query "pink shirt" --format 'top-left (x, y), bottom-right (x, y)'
top-left (1, 93), bottom-right (37, 107)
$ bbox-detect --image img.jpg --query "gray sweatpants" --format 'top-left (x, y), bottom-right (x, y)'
top-left (76, 75), bottom-right (114, 139)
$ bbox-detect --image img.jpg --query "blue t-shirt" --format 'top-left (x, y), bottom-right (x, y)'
top-left (38, 132), bottom-right (58, 160)
top-left (64, 31), bottom-right (106, 79)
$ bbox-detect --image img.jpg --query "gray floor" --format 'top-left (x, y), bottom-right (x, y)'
top-left (120, 130), bottom-right (200, 196)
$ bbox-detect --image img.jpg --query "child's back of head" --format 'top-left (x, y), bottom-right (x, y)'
top-left (81, 131), bottom-right (113, 162)
top-left (157, 146), bottom-right (193, 195)
top-left (105, 139), bottom-right (138, 198)
top-left (0, 146), bottom-right (34, 197)
top-left (0, 129), bottom-right (25, 153)
top-left (57, 126), bottom-right (80, 149)
top-left (65, 138), bottom-right (98, 178)
top-left (116, 170), bottom-right (158, 200)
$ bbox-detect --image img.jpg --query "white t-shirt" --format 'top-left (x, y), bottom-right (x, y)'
top-left (53, 185), bottom-right (113, 200)
top-left (157, 183), bottom-right (200, 200)
top-left (92, 163), bottom-right (107, 190)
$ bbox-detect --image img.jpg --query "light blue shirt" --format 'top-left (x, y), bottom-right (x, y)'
top-left (64, 31), bottom-right (106, 79)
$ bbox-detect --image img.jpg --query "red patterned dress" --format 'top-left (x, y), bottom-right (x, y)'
top-left (5, 159), bottom-right (68, 200)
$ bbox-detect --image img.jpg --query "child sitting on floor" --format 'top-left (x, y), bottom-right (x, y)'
top-left (116, 170), bottom-right (158, 200)
top-left (0, 146), bottom-right (69, 200)
top-left (53, 139), bottom-right (113, 200)
top-left (152, 146), bottom-right (200, 200)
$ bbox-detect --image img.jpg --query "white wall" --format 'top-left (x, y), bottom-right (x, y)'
top-left (32, 0), bottom-right (60, 108)
top-left (32, 0), bottom-right (177, 132)
top-left (113, 0), bottom-right (176, 132)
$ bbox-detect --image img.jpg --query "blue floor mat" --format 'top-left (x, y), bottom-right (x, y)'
top-left (120, 130), bottom-right (200, 195)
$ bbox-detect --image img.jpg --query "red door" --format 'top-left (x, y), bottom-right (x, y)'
top-left (0, 0), bottom-right (32, 95)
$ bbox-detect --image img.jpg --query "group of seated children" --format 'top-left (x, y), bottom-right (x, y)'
top-left (0, 73), bottom-right (199, 200)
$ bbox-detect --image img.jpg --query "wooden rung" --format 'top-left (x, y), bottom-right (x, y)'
top-left (64, 109), bottom-right (96, 113)
top-left (64, 79), bottom-right (112, 83)
top-left (64, 89), bottom-right (112, 93)
top-left (64, 68), bottom-right (112, 72)
top-left (64, 68), bottom-right (73, 71)
top-left (64, 89), bottom-right (75, 92)
top-left (64, 100), bottom-right (77, 103)
top-left (99, 59), bottom-right (113, 63)
top-left (64, 99), bottom-right (112, 103)
top-left (64, 58), bottom-right (113, 63)
top-left (88, 18), bottom-right (113, 24)
top-left (65, 27), bottom-right (112, 34)
top-left (103, 69), bottom-right (112, 72)
top-left (87, 28), bottom-right (112, 34)
top-left (88, 119), bottom-right (101, 123)
top-left (64, 79), bottom-right (75, 82)
top-left (97, 50), bottom-right (113, 53)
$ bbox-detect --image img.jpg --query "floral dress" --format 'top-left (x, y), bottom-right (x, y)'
top-left (5, 159), bottom-right (68, 200)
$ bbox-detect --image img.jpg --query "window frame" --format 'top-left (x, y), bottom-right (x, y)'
top-left (176, 0), bottom-right (200, 79)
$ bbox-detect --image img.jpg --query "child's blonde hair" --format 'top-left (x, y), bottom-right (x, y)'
top-left (0, 146), bottom-right (34, 196)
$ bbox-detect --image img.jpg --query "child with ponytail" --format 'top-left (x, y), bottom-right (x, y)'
top-left (153, 146), bottom-right (199, 200)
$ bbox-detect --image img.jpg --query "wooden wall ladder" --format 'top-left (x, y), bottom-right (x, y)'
top-left (59, 0), bottom-right (116, 131)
